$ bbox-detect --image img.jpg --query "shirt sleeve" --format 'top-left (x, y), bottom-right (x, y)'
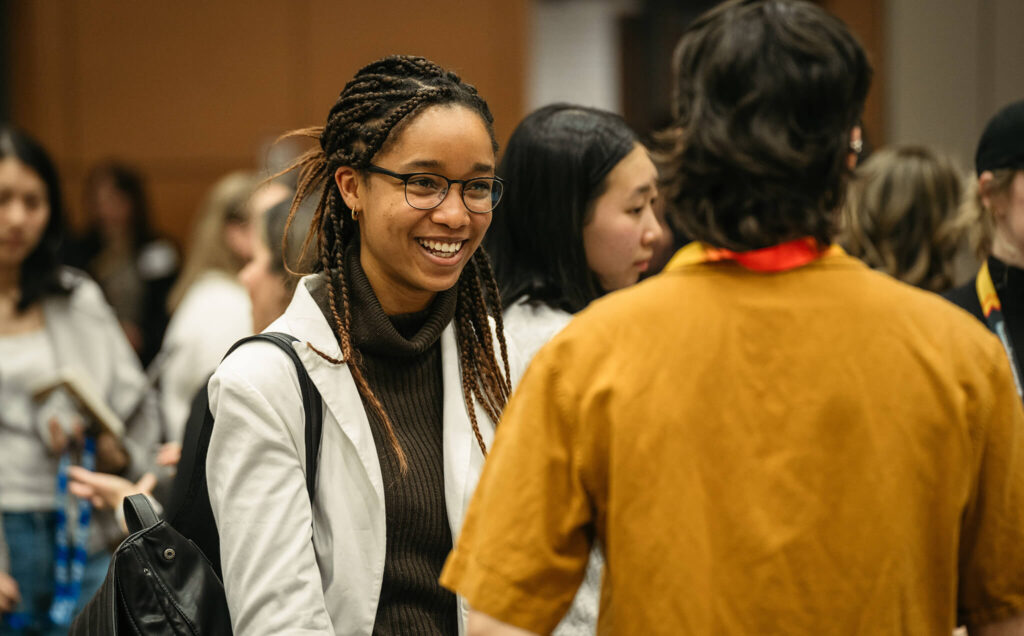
top-left (207, 344), bottom-right (334, 636)
top-left (441, 337), bottom-right (597, 634)
top-left (957, 352), bottom-right (1024, 627)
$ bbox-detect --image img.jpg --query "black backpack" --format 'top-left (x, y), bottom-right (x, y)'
top-left (71, 332), bottom-right (323, 635)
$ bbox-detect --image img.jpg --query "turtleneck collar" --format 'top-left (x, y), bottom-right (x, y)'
top-left (310, 242), bottom-right (458, 358)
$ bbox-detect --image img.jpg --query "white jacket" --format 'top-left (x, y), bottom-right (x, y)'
top-left (207, 276), bottom-right (516, 636)
top-left (44, 269), bottom-right (160, 472)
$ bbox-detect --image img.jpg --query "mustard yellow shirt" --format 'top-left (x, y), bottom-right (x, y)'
top-left (442, 251), bottom-right (1024, 634)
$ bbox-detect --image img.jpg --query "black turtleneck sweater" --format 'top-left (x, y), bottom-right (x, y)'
top-left (945, 255), bottom-right (1024, 383)
top-left (312, 247), bottom-right (459, 635)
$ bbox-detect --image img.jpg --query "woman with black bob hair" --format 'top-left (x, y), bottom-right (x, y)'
top-left (484, 103), bottom-right (661, 634)
top-left (487, 103), bottom-right (661, 317)
top-left (0, 125), bottom-right (158, 633)
top-left (441, 1), bottom-right (1024, 634)
top-left (206, 56), bottom-right (515, 634)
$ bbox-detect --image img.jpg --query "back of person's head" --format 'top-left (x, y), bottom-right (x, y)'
top-left (840, 146), bottom-right (964, 293)
top-left (84, 160), bottom-right (153, 248)
top-left (665, 0), bottom-right (872, 251)
top-left (167, 171), bottom-right (261, 312)
top-left (265, 193), bottom-right (316, 294)
top-left (486, 104), bottom-right (639, 313)
top-left (0, 124), bottom-right (71, 310)
top-left (960, 99), bottom-right (1024, 259)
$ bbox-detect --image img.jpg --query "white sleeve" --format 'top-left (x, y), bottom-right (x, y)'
top-left (160, 282), bottom-right (253, 443)
top-left (206, 345), bottom-right (333, 635)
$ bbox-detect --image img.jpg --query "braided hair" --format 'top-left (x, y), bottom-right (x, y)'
top-left (282, 55), bottom-right (511, 472)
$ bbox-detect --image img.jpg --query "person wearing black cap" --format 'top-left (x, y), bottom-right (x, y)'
top-left (945, 99), bottom-right (1024, 397)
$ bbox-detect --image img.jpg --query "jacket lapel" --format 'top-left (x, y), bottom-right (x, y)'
top-left (276, 277), bottom-right (385, 503)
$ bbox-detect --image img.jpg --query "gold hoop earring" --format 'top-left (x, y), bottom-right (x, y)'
top-left (351, 208), bottom-right (359, 221)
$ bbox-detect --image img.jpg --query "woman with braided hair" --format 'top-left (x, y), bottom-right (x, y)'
top-left (205, 55), bottom-right (515, 635)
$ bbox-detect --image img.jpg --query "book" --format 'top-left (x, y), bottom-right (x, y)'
top-left (32, 367), bottom-right (125, 439)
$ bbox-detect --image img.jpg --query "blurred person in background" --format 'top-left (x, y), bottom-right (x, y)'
top-left (238, 193), bottom-right (315, 333)
top-left (63, 161), bottom-right (178, 366)
top-left (0, 125), bottom-right (158, 634)
top-left (440, 1), bottom-right (1024, 634)
top-left (840, 145), bottom-right (965, 293)
top-left (946, 99), bottom-right (1024, 394)
top-left (483, 102), bottom-right (661, 635)
top-left (156, 173), bottom-right (290, 456)
top-left (62, 184), bottom-right (301, 539)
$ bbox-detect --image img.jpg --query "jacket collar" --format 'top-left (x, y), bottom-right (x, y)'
top-left (278, 275), bottom-right (344, 361)
top-left (270, 274), bottom-right (492, 531)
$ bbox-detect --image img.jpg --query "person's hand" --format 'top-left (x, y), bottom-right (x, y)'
top-left (95, 431), bottom-right (129, 474)
top-left (46, 417), bottom-right (84, 455)
top-left (0, 572), bottom-right (20, 615)
top-left (49, 420), bottom-right (128, 474)
top-left (67, 467), bottom-right (157, 510)
top-left (157, 442), bottom-right (182, 468)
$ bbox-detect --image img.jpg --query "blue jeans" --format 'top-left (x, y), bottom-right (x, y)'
top-left (0, 511), bottom-right (110, 636)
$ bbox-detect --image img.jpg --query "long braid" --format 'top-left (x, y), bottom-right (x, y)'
top-left (475, 249), bottom-right (513, 390)
top-left (278, 55), bottom-right (507, 468)
top-left (454, 253), bottom-right (513, 457)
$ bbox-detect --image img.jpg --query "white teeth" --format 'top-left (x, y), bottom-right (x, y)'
top-left (418, 239), bottom-right (464, 255)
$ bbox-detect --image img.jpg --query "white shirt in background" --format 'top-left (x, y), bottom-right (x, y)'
top-left (158, 270), bottom-right (252, 442)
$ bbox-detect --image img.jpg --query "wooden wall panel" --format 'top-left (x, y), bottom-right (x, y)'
top-left (819, 0), bottom-right (886, 147)
top-left (303, 1), bottom-right (527, 146)
top-left (9, 0), bottom-right (528, 251)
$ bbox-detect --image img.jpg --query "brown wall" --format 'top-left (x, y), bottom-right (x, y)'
top-left (10, 0), bottom-right (528, 251)
top-left (820, 0), bottom-right (886, 147)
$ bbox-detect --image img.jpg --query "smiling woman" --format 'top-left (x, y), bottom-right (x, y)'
top-left (204, 56), bottom-right (514, 635)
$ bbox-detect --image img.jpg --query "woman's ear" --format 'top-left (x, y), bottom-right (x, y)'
top-left (979, 171), bottom-right (998, 215)
top-left (334, 166), bottom-right (362, 211)
top-left (847, 126), bottom-right (863, 170)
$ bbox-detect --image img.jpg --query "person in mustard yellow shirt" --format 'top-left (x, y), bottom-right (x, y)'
top-left (439, 1), bottom-right (1024, 634)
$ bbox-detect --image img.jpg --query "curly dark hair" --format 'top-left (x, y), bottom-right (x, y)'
top-left (663, 0), bottom-right (872, 250)
top-left (281, 55), bottom-right (510, 471)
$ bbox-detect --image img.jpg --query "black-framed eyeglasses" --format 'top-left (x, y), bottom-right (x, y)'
top-left (365, 164), bottom-right (504, 214)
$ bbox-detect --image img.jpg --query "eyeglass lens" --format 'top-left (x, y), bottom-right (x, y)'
top-left (405, 174), bottom-right (502, 213)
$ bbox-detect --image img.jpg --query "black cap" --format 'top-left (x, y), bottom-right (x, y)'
top-left (976, 99), bottom-right (1024, 175)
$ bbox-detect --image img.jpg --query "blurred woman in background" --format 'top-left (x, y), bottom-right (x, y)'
top-left (157, 173), bottom-right (289, 448)
top-left (0, 125), bottom-right (158, 634)
top-left (238, 194), bottom-right (315, 333)
top-left (482, 103), bottom-right (662, 635)
top-left (946, 99), bottom-right (1024, 393)
top-left (63, 161), bottom-right (178, 366)
top-left (840, 145), bottom-right (965, 293)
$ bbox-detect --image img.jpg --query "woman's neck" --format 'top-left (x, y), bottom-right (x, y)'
top-left (991, 232), bottom-right (1024, 270)
top-left (0, 266), bottom-right (19, 297)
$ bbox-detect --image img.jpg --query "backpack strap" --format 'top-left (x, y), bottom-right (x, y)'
top-left (224, 333), bottom-right (323, 501)
top-left (123, 493), bottom-right (161, 533)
